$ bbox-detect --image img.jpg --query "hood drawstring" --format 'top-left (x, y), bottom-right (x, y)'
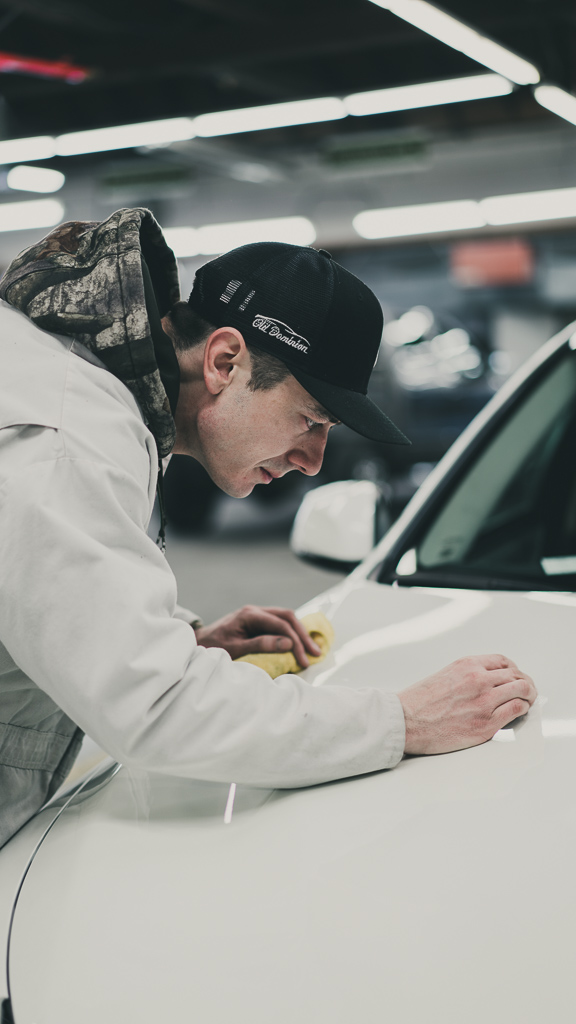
top-left (156, 462), bottom-right (167, 554)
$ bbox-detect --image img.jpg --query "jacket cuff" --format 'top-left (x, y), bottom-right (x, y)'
top-left (173, 603), bottom-right (203, 629)
top-left (381, 691), bottom-right (406, 767)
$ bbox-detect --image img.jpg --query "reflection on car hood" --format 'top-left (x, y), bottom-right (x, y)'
top-left (7, 579), bottom-right (576, 1024)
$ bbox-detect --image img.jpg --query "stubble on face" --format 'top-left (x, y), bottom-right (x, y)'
top-left (194, 375), bottom-right (334, 498)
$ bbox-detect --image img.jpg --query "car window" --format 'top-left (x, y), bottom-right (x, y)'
top-left (395, 344), bottom-right (576, 590)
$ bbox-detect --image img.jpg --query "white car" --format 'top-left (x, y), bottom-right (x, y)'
top-left (2, 321), bottom-right (576, 1024)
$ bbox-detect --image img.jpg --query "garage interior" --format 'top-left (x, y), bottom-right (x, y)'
top-left (0, 0), bottom-right (575, 762)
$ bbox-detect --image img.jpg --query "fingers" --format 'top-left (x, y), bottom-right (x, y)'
top-left (479, 659), bottom-right (536, 735)
top-left (234, 634), bottom-right (297, 659)
top-left (488, 672), bottom-right (537, 705)
top-left (239, 607), bottom-right (311, 667)
top-left (262, 608), bottom-right (322, 659)
top-left (492, 698), bottom-right (531, 731)
top-left (199, 606), bottom-right (326, 666)
top-left (474, 653), bottom-right (521, 673)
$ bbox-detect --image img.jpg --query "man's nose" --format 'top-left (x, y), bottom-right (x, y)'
top-left (287, 429), bottom-right (329, 476)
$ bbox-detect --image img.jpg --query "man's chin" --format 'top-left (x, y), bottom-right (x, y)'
top-left (209, 466), bottom-right (270, 499)
top-left (218, 479), bottom-right (255, 499)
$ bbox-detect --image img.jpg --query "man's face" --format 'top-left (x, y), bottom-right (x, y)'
top-left (175, 363), bottom-right (337, 497)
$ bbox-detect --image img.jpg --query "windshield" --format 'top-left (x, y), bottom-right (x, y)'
top-left (392, 343), bottom-right (576, 590)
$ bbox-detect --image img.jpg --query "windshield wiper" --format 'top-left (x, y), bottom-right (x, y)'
top-left (387, 569), bottom-right (564, 591)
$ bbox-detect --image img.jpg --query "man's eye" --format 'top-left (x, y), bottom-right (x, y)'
top-left (305, 417), bottom-right (321, 430)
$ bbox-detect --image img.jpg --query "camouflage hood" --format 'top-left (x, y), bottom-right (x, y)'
top-left (0, 207), bottom-right (181, 457)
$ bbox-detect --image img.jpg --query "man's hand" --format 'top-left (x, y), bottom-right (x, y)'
top-left (194, 605), bottom-right (321, 667)
top-left (399, 654), bottom-right (537, 755)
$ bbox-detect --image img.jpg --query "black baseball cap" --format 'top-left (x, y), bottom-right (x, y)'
top-left (188, 241), bottom-right (410, 445)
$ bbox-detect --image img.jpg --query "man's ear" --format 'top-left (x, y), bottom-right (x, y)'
top-left (203, 328), bottom-right (249, 395)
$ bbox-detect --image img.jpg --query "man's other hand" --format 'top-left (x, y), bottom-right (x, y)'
top-left (399, 654), bottom-right (537, 755)
top-left (194, 606), bottom-right (321, 668)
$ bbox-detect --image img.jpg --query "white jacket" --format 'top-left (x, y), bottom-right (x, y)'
top-left (0, 300), bottom-right (405, 844)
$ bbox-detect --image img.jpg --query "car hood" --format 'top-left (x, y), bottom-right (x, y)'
top-left (7, 579), bottom-right (576, 1024)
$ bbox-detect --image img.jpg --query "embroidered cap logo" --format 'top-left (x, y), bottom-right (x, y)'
top-left (252, 314), bottom-right (310, 355)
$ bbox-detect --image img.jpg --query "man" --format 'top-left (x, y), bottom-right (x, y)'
top-left (0, 208), bottom-right (536, 847)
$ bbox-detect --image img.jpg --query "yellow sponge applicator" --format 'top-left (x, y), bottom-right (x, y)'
top-left (234, 612), bottom-right (334, 679)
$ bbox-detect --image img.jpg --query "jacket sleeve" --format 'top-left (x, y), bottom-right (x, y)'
top-left (173, 604), bottom-right (203, 628)
top-left (0, 454), bottom-right (405, 788)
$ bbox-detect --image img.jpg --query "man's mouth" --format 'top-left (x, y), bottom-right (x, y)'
top-left (260, 467), bottom-right (283, 483)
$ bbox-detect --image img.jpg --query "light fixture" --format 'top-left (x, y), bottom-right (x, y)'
top-left (353, 199), bottom-right (485, 239)
top-left (229, 161), bottom-right (276, 183)
top-left (0, 73), bottom-right (512, 165)
top-left (7, 164), bottom-right (65, 193)
top-left (534, 84), bottom-right (576, 127)
top-left (345, 73), bottom-right (513, 116)
top-left (0, 136), bottom-right (56, 166)
top-left (197, 216), bottom-right (315, 254)
top-left (166, 216), bottom-right (316, 257)
top-left (163, 227), bottom-right (199, 258)
top-left (0, 70), bottom-right (523, 165)
top-left (367, 0), bottom-right (540, 86)
top-left (0, 101), bottom-right (346, 163)
top-left (192, 97), bottom-right (346, 137)
top-left (55, 117), bottom-right (196, 156)
top-left (480, 187), bottom-right (576, 225)
top-left (0, 51), bottom-right (87, 84)
top-left (0, 198), bottom-right (64, 233)
top-left (353, 185), bottom-right (576, 241)
top-left (383, 307), bottom-right (434, 345)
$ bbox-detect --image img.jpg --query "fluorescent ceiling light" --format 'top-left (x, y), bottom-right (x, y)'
top-left (197, 216), bottom-right (315, 253)
top-left (480, 187), bottom-right (576, 225)
top-left (0, 99), bottom-right (344, 161)
top-left (353, 199), bottom-right (485, 239)
top-left (0, 198), bottom-right (64, 232)
top-left (0, 135), bottom-right (56, 165)
top-left (534, 84), bottom-right (576, 127)
top-left (166, 216), bottom-right (316, 257)
top-left (7, 164), bottom-right (65, 193)
top-left (367, 0), bottom-right (539, 86)
top-left (193, 97), bottom-right (346, 137)
top-left (163, 227), bottom-right (199, 258)
top-left (353, 186), bottom-right (576, 241)
top-left (0, 72), bottom-right (517, 165)
top-left (55, 117), bottom-right (196, 156)
top-left (345, 73), bottom-right (513, 116)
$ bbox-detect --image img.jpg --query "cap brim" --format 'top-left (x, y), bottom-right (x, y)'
top-left (290, 365), bottom-right (411, 445)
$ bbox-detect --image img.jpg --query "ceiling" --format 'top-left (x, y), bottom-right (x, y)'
top-left (0, 0), bottom-right (574, 270)
top-left (0, 0), bottom-right (574, 152)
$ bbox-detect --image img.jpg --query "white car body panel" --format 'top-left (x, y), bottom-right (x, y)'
top-left (5, 578), bottom-right (576, 1024)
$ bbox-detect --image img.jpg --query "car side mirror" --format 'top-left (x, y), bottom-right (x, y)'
top-left (290, 480), bottom-right (381, 571)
